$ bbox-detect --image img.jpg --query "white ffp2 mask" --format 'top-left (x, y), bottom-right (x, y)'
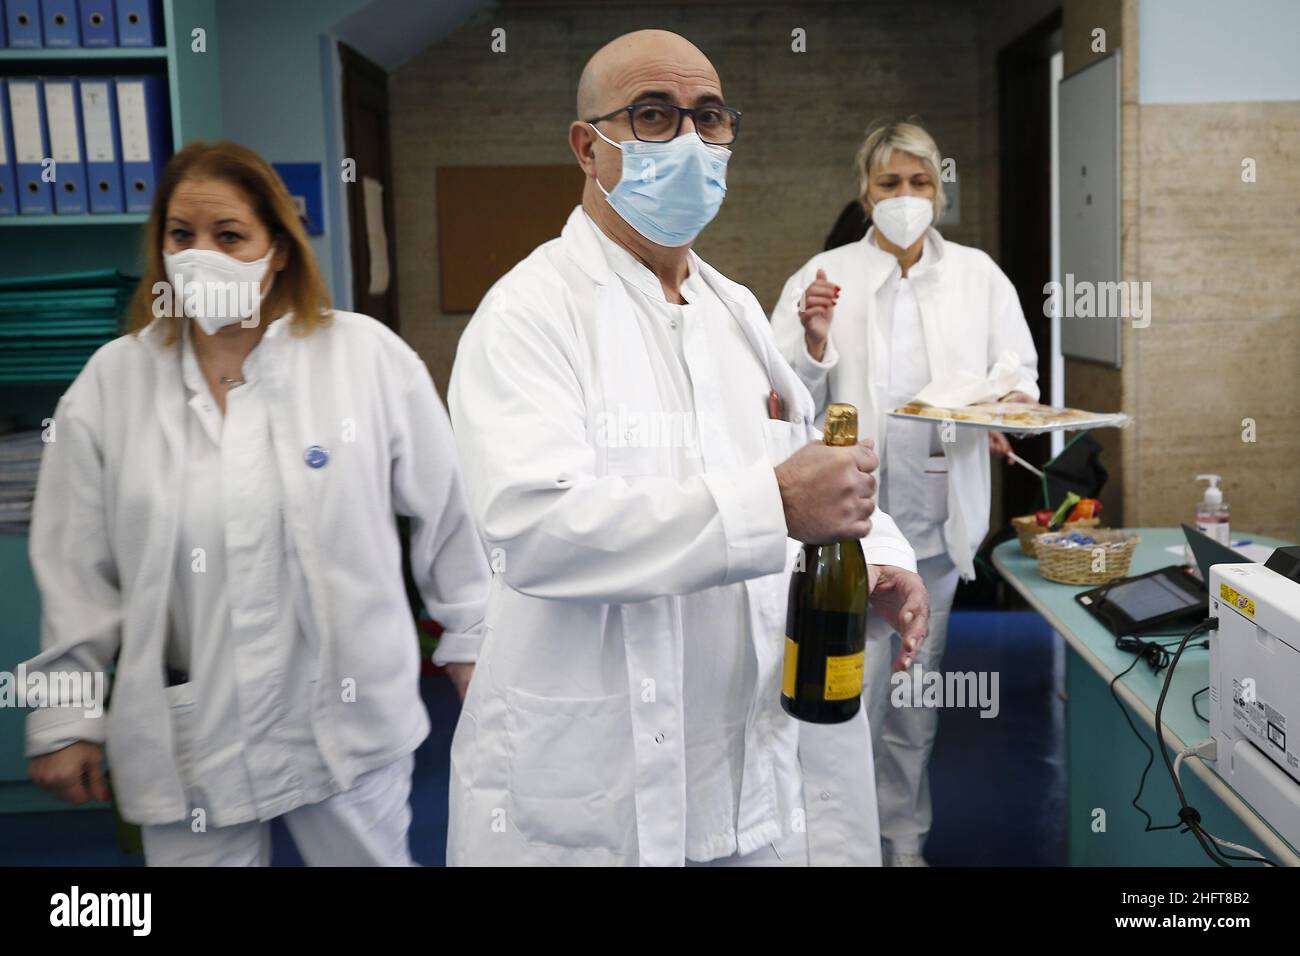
top-left (163, 246), bottom-right (276, 336)
top-left (870, 195), bottom-right (934, 249)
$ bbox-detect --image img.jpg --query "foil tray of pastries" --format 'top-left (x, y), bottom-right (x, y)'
top-left (888, 401), bottom-right (1130, 433)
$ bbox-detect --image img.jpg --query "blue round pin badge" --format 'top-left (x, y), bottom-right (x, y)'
top-left (304, 445), bottom-right (329, 469)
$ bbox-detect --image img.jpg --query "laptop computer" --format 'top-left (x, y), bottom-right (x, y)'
top-left (1182, 523), bottom-right (1252, 584)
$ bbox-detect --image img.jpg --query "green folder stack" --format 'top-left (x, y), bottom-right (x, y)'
top-left (0, 430), bottom-right (42, 534)
top-left (0, 270), bottom-right (137, 385)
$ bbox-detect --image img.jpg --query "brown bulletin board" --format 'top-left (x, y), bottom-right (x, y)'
top-left (436, 165), bottom-right (587, 313)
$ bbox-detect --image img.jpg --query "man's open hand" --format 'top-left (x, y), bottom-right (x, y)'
top-left (869, 565), bottom-right (930, 672)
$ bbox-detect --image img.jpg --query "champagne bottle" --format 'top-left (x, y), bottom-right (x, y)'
top-left (781, 403), bottom-right (869, 724)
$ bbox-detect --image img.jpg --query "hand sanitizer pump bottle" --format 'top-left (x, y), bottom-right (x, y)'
top-left (1195, 474), bottom-right (1231, 546)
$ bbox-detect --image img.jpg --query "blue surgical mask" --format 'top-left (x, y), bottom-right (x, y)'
top-left (589, 124), bottom-right (730, 247)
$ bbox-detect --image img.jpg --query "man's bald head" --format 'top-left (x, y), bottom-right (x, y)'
top-left (576, 30), bottom-right (721, 120)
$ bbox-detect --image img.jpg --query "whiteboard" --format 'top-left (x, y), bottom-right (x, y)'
top-left (1058, 52), bottom-right (1121, 366)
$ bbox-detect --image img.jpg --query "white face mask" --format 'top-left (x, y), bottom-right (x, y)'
top-left (162, 245), bottom-right (276, 336)
top-left (588, 125), bottom-right (730, 247)
top-left (870, 195), bottom-right (934, 249)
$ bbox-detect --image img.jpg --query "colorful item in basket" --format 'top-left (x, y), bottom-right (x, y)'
top-left (1067, 497), bottom-right (1102, 522)
top-left (1047, 492), bottom-right (1081, 530)
top-left (1034, 497), bottom-right (1101, 529)
top-left (1038, 531), bottom-right (1132, 551)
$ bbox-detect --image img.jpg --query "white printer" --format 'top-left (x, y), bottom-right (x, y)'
top-left (1208, 546), bottom-right (1300, 852)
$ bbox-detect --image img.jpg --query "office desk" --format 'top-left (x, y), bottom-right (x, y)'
top-left (993, 527), bottom-right (1298, 866)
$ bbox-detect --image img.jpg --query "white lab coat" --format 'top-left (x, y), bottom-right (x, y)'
top-left (446, 207), bottom-right (918, 866)
top-left (23, 310), bottom-right (490, 825)
top-left (771, 228), bottom-right (1040, 580)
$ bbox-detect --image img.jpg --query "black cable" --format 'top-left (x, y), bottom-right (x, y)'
top-left (1107, 648), bottom-right (1182, 833)
top-left (1153, 619), bottom-right (1226, 865)
top-left (1192, 686), bottom-right (1209, 723)
top-left (1154, 618), bottom-right (1276, 867)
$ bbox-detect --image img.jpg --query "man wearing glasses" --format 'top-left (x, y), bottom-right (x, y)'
top-left (447, 29), bottom-right (929, 867)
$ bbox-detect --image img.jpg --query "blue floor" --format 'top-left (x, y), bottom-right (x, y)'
top-left (0, 610), bottom-right (1065, 866)
top-left (926, 609), bottom-right (1067, 866)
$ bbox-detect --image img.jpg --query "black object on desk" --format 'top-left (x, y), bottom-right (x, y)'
top-left (1075, 565), bottom-right (1208, 638)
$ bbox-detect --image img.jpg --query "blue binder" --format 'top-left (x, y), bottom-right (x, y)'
top-left (6, 0), bottom-right (43, 47)
top-left (78, 77), bottom-right (123, 213)
top-left (116, 0), bottom-right (161, 48)
top-left (41, 0), bottom-right (79, 46)
top-left (116, 74), bottom-right (168, 212)
top-left (8, 79), bottom-right (54, 215)
top-left (78, 0), bottom-right (116, 47)
top-left (0, 80), bottom-right (19, 215)
top-left (43, 77), bottom-right (89, 215)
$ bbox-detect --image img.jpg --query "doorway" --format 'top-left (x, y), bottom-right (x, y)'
top-left (997, 10), bottom-right (1063, 526)
top-left (339, 42), bottom-right (399, 331)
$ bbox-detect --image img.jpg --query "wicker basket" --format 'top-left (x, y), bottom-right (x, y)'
top-left (1012, 514), bottom-right (1101, 556)
top-left (1034, 529), bottom-right (1140, 585)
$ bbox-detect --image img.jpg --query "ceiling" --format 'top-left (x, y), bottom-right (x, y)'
top-left (332, 0), bottom-right (493, 71)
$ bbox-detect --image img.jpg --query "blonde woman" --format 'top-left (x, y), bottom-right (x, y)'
top-left (770, 121), bottom-right (1039, 866)
top-left (24, 141), bottom-right (490, 866)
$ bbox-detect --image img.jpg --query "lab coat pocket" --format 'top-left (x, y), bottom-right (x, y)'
top-left (505, 688), bottom-right (636, 853)
top-left (164, 682), bottom-right (198, 780)
top-left (164, 681), bottom-right (255, 820)
top-left (923, 454), bottom-right (950, 523)
top-left (761, 417), bottom-right (812, 466)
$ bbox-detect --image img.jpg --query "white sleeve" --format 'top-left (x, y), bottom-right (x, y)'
top-left (449, 292), bottom-right (789, 604)
top-left (771, 263), bottom-right (838, 419)
top-left (24, 386), bottom-right (119, 756)
top-left (390, 356), bottom-right (492, 666)
top-left (987, 264), bottom-right (1041, 402)
top-left (861, 508), bottom-right (917, 573)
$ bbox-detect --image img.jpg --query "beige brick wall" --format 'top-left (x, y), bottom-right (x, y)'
top-left (1125, 101), bottom-right (1300, 541)
top-left (391, 0), bottom-right (1010, 398)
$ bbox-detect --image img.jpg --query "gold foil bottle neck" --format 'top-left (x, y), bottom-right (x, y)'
top-left (823, 403), bottom-right (859, 447)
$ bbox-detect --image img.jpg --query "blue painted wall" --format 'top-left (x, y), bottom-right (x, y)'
top-left (215, 0), bottom-right (373, 307)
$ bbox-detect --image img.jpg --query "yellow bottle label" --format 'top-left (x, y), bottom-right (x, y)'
top-left (782, 637), bottom-right (798, 698)
top-left (824, 650), bottom-right (865, 701)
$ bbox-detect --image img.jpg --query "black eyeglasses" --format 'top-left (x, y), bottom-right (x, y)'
top-left (587, 102), bottom-right (741, 145)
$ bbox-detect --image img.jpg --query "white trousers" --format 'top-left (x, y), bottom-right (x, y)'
top-left (862, 553), bottom-right (961, 857)
top-left (141, 754), bottom-right (417, 866)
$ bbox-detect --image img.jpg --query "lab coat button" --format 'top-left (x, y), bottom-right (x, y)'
top-left (819, 790), bottom-right (831, 801)
top-left (654, 731), bottom-right (665, 744)
top-left (304, 445), bottom-right (329, 468)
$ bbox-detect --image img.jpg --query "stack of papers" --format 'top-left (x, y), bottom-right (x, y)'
top-left (0, 270), bottom-right (135, 384)
top-left (0, 430), bottom-right (45, 535)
